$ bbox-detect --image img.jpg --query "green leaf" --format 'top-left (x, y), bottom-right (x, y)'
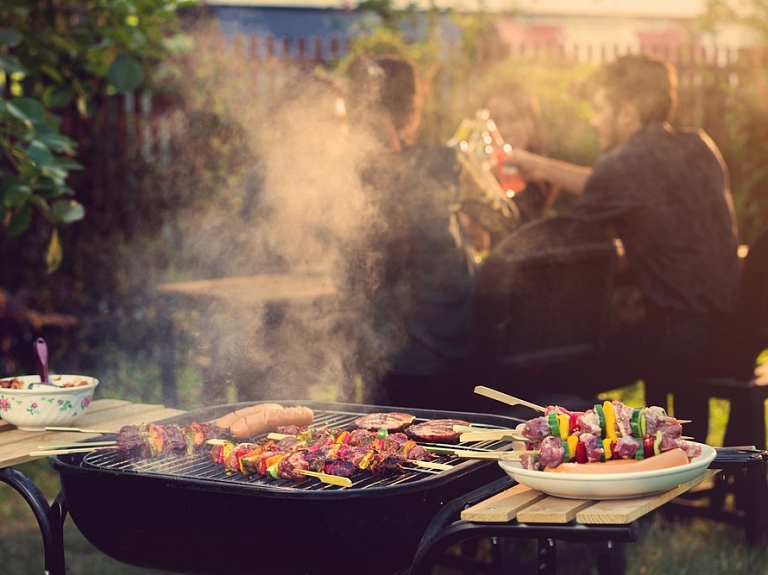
top-left (45, 228), bottom-right (63, 274)
top-left (50, 199), bottom-right (85, 224)
top-left (4, 101), bottom-right (34, 125)
top-left (0, 28), bottom-right (23, 48)
top-left (2, 184), bottom-right (32, 207)
top-left (12, 97), bottom-right (47, 123)
top-left (36, 131), bottom-right (78, 155)
top-left (0, 54), bottom-right (26, 74)
top-left (42, 85), bottom-right (73, 109)
top-left (40, 165), bottom-right (69, 182)
top-left (26, 140), bottom-right (55, 167)
top-left (107, 54), bottom-right (144, 93)
top-left (39, 64), bottom-right (64, 84)
top-left (6, 203), bottom-right (32, 236)
top-left (50, 156), bottom-right (83, 170)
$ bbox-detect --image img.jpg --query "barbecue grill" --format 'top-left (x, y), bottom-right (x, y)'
top-left (50, 400), bottom-right (522, 575)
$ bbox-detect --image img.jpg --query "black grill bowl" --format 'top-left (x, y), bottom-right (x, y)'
top-left (50, 401), bottom-right (519, 575)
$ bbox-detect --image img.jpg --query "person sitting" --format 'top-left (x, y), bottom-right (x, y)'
top-left (341, 53), bottom-right (482, 412)
top-left (505, 54), bottom-right (742, 441)
top-left (483, 80), bottom-right (554, 223)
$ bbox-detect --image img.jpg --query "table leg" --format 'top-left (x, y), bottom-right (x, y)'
top-left (157, 297), bottom-right (178, 408)
top-left (537, 538), bottom-right (557, 575)
top-left (0, 467), bottom-right (65, 575)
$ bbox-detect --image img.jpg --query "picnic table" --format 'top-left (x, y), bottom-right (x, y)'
top-left (155, 271), bottom-right (339, 407)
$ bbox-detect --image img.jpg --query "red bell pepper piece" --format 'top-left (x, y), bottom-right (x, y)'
top-left (575, 441), bottom-right (587, 464)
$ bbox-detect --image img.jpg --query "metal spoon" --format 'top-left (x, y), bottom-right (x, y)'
top-left (29, 338), bottom-right (59, 389)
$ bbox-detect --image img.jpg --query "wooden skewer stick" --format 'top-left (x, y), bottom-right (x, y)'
top-left (45, 426), bottom-right (118, 434)
top-left (426, 446), bottom-right (470, 455)
top-left (206, 438), bottom-right (231, 446)
top-left (409, 460), bottom-right (453, 471)
top-left (459, 431), bottom-right (527, 443)
top-left (451, 449), bottom-right (539, 461)
top-left (452, 424), bottom-right (515, 433)
top-left (29, 446), bottom-right (112, 456)
top-left (473, 386), bottom-right (547, 413)
top-left (295, 469), bottom-right (352, 488)
top-left (37, 441), bottom-right (116, 449)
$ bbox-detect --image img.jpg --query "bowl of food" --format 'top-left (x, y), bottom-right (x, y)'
top-left (0, 375), bottom-right (99, 431)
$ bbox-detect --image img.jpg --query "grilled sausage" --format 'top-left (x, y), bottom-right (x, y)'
top-left (543, 447), bottom-right (690, 474)
top-left (215, 403), bottom-right (285, 430)
top-left (229, 405), bottom-right (315, 440)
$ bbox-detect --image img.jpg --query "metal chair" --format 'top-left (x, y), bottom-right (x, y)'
top-left (471, 216), bottom-right (619, 410)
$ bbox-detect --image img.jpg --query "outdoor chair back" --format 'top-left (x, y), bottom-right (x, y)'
top-left (471, 216), bottom-right (619, 392)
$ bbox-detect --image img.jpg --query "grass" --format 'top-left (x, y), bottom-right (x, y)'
top-left (1, 371), bottom-right (766, 574)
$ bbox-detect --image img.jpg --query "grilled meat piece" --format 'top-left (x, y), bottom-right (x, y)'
top-left (276, 451), bottom-right (310, 481)
top-left (369, 453), bottom-right (406, 476)
top-left (405, 419), bottom-right (470, 443)
top-left (351, 412), bottom-right (416, 432)
top-left (163, 424), bottom-right (188, 453)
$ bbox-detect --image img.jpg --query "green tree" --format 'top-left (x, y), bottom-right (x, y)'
top-left (0, 0), bottom-right (195, 271)
top-left (698, 0), bottom-right (768, 241)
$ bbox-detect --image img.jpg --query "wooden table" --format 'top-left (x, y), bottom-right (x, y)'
top-left (0, 399), bottom-right (184, 575)
top-left (410, 469), bottom-right (717, 575)
top-left (156, 272), bottom-right (338, 307)
top-left (155, 272), bottom-right (339, 407)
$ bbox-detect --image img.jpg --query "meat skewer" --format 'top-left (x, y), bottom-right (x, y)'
top-left (209, 427), bottom-right (436, 482)
top-left (515, 399), bottom-right (702, 471)
top-left (116, 421), bottom-right (230, 458)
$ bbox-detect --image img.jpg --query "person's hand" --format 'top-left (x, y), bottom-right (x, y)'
top-left (504, 149), bottom-right (592, 197)
top-left (504, 148), bottom-right (548, 184)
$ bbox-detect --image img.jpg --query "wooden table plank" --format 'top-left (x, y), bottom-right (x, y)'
top-left (575, 469), bottom-right (717, 524)
top-left (517, 496), bottom-right (595, 524)
top-left (0, 400), bottom-right (185, 469)
top-left (157, 273), bottom-right (338, 306)
top-left (457, 469), bottom-right (719, 526)
top-left (0, 398), bottom-right (130, 431)
top-left (461, 483), bottom-right (547, 522)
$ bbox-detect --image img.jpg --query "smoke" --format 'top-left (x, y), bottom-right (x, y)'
top-left (167, 36), bottom-right (397, 404)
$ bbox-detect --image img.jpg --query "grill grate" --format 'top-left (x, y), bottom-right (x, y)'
top-left (81, 408), bottom-right (514, 491)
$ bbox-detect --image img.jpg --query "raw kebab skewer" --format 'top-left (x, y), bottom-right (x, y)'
top-left (516, 400), bottom-right (702, 471)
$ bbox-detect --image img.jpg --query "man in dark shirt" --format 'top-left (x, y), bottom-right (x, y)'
top-left (508, 54), bottom-right (741, 440)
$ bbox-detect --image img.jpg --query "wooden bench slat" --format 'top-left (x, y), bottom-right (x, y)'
top-left (458, 469), bottom-right (717, 526)
top-left (461, 484), bottom-right (546, 522)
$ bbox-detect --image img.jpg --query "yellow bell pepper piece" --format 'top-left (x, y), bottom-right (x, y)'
top-left (602, 437), bottom-right (613, 460)
top-left (558, 414), bottom-right (570, 440)
top-left (603, 400), bottom-right (618, 439)
top-left (567, 434), bottom-right (579, 462)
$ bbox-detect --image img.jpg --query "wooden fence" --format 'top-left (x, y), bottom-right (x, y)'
top-left (92, 31), bottom-right (753, 152)
top-left (38, 32), bottom-right (768, 242)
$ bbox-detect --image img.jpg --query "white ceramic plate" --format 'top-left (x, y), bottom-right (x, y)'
top-left (498, 442), bottom-right (717, 500)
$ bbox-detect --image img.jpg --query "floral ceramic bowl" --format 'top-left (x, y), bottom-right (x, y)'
top-left (0, 375), bottom-right (99, 431)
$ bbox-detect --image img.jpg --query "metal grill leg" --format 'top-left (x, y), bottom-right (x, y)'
top-left (0, 467), bottom-right (65, 575)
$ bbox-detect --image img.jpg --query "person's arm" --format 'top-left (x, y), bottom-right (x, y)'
top-left (506, 148), bottom-right (592, 196)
